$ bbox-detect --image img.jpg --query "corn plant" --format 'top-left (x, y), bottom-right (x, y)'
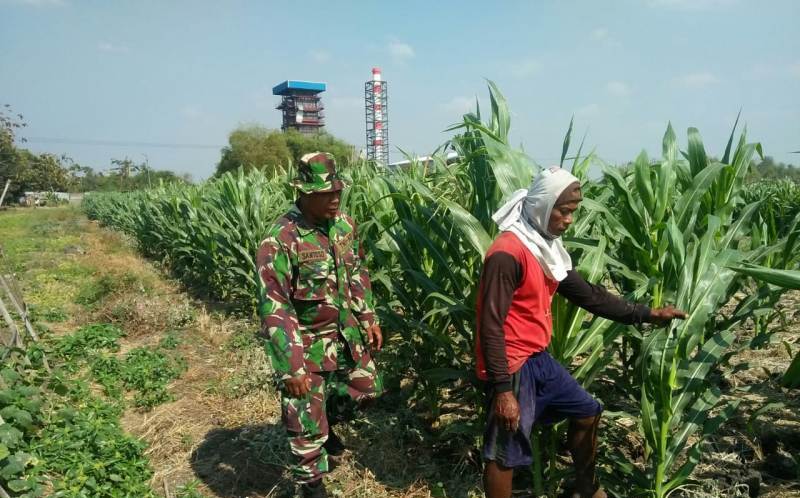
top-left (85, 169), bottom-right (292, 306)
top-left (593, 122), bottom-right (800, 497)
top-left (738, 179), bottom-right (800, 340)
top-left (729, 263), bottom-right (800, 389)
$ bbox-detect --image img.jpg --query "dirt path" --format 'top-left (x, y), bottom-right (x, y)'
top-left (2, 206), bottom-right (798, 498)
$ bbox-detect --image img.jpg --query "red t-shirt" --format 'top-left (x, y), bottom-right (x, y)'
top-left (475, 231), bottom-right (560, 381)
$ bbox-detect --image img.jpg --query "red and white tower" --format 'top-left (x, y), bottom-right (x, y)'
top-left (365, 67), bottom-right (389, 165)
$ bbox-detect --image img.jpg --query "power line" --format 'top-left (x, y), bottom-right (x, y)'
top-left (25, 137), bottom-right (224, 150)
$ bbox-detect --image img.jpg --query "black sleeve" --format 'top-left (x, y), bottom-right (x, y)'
top-left (557, 269), bottom-right (651, 325)
top-left (477, 251), bottom-right (522, 393)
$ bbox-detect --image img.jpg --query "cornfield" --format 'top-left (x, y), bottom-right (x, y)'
top-left (83, 82), bottom-right (800, 497)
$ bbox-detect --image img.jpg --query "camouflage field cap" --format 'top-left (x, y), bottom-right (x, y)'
top-left (292, 152), bottom-right (345, 194)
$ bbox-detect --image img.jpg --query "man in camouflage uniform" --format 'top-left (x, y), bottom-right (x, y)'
top-left (256, 152), bottom-right (383, 498)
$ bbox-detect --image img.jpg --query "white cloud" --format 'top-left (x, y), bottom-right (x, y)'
top-left (388, 41), bottom-right (415, 61)
top-left (592, 27), bottom-right (609, 41)
top-left (648, 0), bottom-right (737, 9)
top-left (590, 26), bottom-right (621, 48)
top-left (672, 72), bottom-right (719, 89)
top-left (309, 50), bottom-right (331, 63)
top-left (510, 58), bottom-right (541, 78)
top-left (98, 41), bottom-right (129, 54)
top-left (440, 96), bottom-right (476, 114)
top-left (606, 81), bottom-right (630, 97)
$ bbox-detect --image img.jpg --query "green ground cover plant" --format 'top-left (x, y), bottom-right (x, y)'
top-left (0, 321), bottom-right (185, 496)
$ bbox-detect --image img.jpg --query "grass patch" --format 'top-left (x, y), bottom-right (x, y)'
top-left (225, 328), bottom-right (258, 351)
top-left (1, 207), bottom-right (203, 496)
top-left (27, 304), bottom-right (68, 323)
top-left (75, 274), bottom-right (119, 306)
top-left (0, 208), bottom-right (90, 320)
top-left (26, 272), bottom-right (79, 312)
top-left (55, 260), bottom-right (94, 279)
top-left (174, 480), bottom-right (210, 498)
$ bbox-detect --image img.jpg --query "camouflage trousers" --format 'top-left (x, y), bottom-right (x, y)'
top-left (281, 345), bottom-right (383, 484)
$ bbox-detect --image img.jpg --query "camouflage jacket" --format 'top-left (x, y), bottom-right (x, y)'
top-left (256, 204), bottom-right (378, 379)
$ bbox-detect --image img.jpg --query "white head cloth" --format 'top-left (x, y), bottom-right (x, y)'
top-left (491, 166), bottom-right (580, 281)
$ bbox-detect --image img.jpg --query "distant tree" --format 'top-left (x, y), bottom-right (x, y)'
top-left (1, 105), bottom-right (28, 199)
top-left (215, 125), bottom-right (292, 177)
top-left (132, 168), bottom-right (187, 189)
top-left (214, 124), bottom-right (356, 177)
top-left (0, 104), bottom-right (27, 152)
top-left (283, 129), bottom-right (355, 169)
top-left (748, 156), bottom-right (800, 183)
top-left (6, 149), bottom-right (71, 196)
top-left (1, 105), bottom-right (79, 200)
top-left (110, 157), bottom-right (138, 179)
top-left (73, 161), bottom-right (189, 192)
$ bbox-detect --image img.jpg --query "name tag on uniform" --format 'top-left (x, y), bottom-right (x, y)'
top-left (298, 249), bottom-right (326, 263)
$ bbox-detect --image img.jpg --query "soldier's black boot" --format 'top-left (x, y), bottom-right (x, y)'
top-left (300, 479), bottom-right (328, 498)
top-left (323, 426), bottom-right (345, 457)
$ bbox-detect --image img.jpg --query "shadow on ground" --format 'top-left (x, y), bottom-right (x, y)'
top-left (338, 393), bottom-right (482, 498)
top-left (191, 424), bottom-right (294, 498)
top-left (190, 392), bottom-right (484, 498)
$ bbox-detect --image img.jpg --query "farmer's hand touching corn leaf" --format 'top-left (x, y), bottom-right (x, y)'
top-left (647, 305), bottom-right (687, 324)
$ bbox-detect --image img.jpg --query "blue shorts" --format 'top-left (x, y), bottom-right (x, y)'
top-left (482, 351), bottom-right (603, 468)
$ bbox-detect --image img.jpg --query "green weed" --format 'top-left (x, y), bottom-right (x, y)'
top-left (55, 324), bottom-right (186, 410)
top-left (225, 329), bottom-right (257, 351)
top-left (54, 323), bottom-right (123, 368)
top-left (159, 332), bottom-right (181, 350)
top-left (74, 275), bottom-right (118, 306)
top-left (27, 304), bottom-right (68, 323)
top-left (174, 479), bottom-right (209, 498)
top-left (118, 347), bottom-right (186, 409)
top-left (31, 382), bottom-right (157, 498)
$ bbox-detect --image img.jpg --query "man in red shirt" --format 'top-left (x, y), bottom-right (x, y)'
top-left (476, 167), bottom-right (685, 498)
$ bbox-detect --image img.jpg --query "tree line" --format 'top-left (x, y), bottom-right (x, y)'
top-left (0, 105), bottom-right (189, 202)
top-left (2, 103), bottom-right (796, 203)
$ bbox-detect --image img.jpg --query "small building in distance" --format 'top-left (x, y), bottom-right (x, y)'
top-left (272, 80), bottom-right (326, 134)
top-left (19, 191), bottom-right (72, 206)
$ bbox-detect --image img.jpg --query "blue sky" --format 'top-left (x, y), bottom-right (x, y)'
top-left (2, 0), bottom-right (798, 180)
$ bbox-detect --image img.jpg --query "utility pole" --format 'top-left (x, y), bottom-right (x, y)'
top-left (0, 179), bottom-right (10, 207)
top-left (142, 153), bottom-right (151, 188)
